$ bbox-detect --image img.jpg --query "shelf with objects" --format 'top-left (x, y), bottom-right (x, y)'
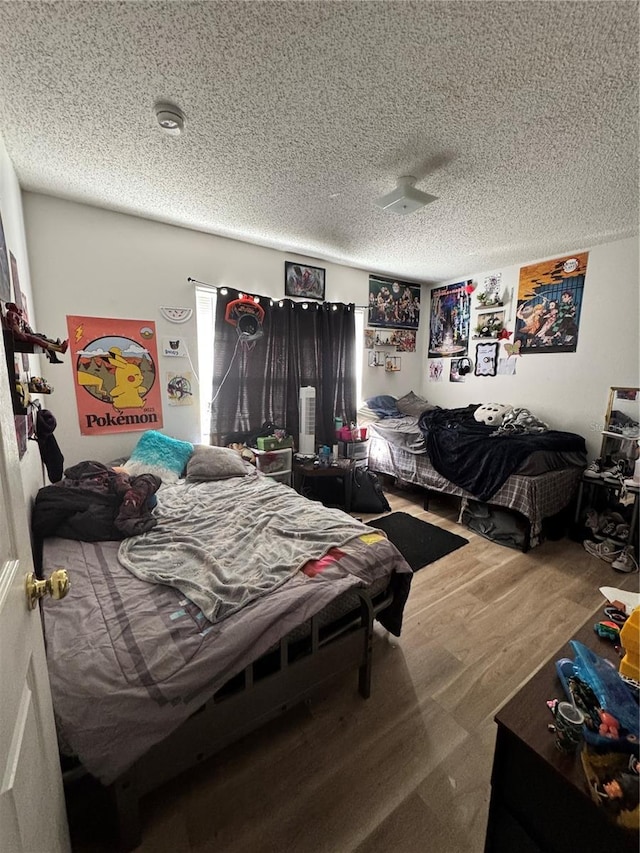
top-left (1, 302), bottom-right (68, 416)
top-left (574, 387), bottom-right (639, 570)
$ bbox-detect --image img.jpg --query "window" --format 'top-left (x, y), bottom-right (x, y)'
top-left (195, 286), bottom-right (217, 444)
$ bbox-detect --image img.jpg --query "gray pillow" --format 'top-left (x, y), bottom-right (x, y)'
top-left (396, 391), bottom-right (432, 417)
top-left (186, 445), bottom-right (248, 480)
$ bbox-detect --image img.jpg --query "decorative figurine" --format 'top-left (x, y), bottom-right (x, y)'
top-left (2, 302), bottom-right (68, 363)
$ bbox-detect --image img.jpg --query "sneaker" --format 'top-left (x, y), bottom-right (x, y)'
top-left (603, 460), bottom-right (627, 484)
top-left (612, 546), bottom-right (639, 574)
top-left (585, 509), bottom-right (600, 533)
top-left (584, 459), bottom-right (604, 478)
top-left (583, 539), bottom-right (624, 563)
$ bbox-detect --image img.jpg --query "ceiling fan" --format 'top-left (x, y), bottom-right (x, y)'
top-left (375, 176), bottom-right (437, 216)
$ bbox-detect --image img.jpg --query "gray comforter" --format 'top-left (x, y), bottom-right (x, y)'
top-left (118, 476), bottom-right (372, 622)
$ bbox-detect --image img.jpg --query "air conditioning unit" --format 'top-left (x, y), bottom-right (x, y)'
top-left (299, 387), bottom-right (316, 455)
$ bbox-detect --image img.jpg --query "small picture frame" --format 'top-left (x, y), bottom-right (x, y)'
top-left (285, 262), bottom-right (325, 301)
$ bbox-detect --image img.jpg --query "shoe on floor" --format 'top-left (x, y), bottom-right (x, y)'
top-left (612, 547), bottom-right (639, 574)
top-left (583, 538), bottom-right (624, 563)
top-left (584, 459), bottom-right (604, 478)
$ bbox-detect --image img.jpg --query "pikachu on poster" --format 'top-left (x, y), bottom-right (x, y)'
top-left (67, 315), bottom-right (163, 435)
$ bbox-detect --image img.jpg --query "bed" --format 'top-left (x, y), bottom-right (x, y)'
top-left (364, 398), bottom-right (587, 548)
top-left (38, 458), bottom-right (412, 850)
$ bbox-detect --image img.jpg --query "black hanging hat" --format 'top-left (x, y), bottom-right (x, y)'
top-left (36, 409), bottom-right (64, 483)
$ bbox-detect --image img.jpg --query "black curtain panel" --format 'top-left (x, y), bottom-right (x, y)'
top-left (209, 290), bottom-right (356, 448)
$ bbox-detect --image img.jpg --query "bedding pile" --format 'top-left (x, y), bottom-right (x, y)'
top-left (119, 475), bottom-right (379, 623)
top-left (418, 405), bottom-right (587, 501)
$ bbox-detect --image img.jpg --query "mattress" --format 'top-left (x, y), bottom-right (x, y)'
top-left (41, 487), bottom-right (410, 785)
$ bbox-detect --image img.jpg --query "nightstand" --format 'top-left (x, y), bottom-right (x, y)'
top-left (252, 447), bottom-right (292, 486)
top-left (293, 458), bottom-right (354, 511)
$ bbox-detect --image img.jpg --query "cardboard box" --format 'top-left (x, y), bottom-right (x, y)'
top-left (256, 435), bottom-right (294, 451)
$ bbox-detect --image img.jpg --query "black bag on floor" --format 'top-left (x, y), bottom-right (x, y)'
top-left (352, 468), bottom-right (391, 513)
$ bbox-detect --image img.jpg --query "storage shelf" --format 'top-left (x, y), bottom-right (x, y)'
top-left (601, 429), bottom-right (639, 440)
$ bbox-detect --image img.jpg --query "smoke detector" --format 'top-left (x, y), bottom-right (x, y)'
top-left (155, 102), bottom-right (185, 136)
top-left (375, 176), bottom-right (437, 215)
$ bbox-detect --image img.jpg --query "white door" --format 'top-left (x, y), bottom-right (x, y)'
top-left (0, 331), bottom-right (70, 852)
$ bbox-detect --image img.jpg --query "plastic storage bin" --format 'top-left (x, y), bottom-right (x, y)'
top-left (253, 447), bottom-right (292, 485)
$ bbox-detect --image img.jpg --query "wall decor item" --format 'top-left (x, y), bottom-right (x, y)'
top-left (0, 210), bottom-right (10, 303)
top-left (474, 342), bottom-right (499, 376)
top-left (514, 252), bottom-right (588, 354)
top-left (428, 358), bottom-right (444, 381)
top-left (162, 336), bottom-right (187, 357)
top-left (159, 306), bottom-right (193, 323)
top-left (391, 329), bottom-right (416, 352)
top-left (67, 315), bottom-right (163, 435)
top-left (385, 355), bottom-right (401, 372)
top-left (497, 358), bottom-right (517, 376)
top-left (167, 371), bottom-right (194, 405)
top-left (449, 359), bottom-right (466, 383)
top-left (374, 329), bottom-right (395, 346)
top-left (285, 261), bottom-right (325, 300)
top-left (364, 329), bottom-right (375, 349)
top-left (473, 309), bottom-right (505, 339)
top-left (368, 349), bottom-right (386, 367)
top-left (503, 340), bottom-right (522, 358)
top-left (476, 273), bottom-right (503, 307)
top-left (368, 275), bottom-right (420, 329)
top-left (428, 281), bottom-right (471, 356)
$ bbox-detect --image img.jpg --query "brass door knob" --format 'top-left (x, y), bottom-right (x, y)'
top-left (25, 569), bottom-right (70, 610)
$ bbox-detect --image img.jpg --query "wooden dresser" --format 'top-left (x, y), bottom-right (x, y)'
top-left (484, 610), bottom-right (639, 853)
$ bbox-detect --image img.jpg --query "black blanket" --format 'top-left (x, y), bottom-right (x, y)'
top-left (418, 406), bottom-right (586, 501)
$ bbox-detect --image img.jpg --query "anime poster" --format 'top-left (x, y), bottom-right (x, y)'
top-left (0, 210), bottom-right (10, 303)
top-left (428, 281), bottom-right (471, 357)
top-left (514, 252), bottom-right (588, 354)
top-left (166, 372), bottom-right (194, 406)
top-left (391, 329), bottom-right (416, 352)
top-left (368, 276), bottom-right (420, 329)
top-left (67, 315), bottom-right (163, 436)
top-left (450, 359), bottom-right (466, 383)
top-left (428, 358), bottom-right (444, 382)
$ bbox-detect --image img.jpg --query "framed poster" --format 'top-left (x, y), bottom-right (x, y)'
top-left (514, 252), bottom-right (588, 354)
top-left (428, 281), bottom-right (471, 357)
top-left (0, 210), bottom-right (10, 303)
top-left (284, 262), bottom-right (325, 300)
top-left (368, 276), bottom-right (420, 329)
top-left (67, 315), bottom-right (163, 435)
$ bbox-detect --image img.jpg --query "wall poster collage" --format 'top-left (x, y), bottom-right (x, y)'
top-left (365, 275), bottom-right (421, 373)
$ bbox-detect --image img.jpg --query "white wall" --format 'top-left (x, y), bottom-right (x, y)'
top-left (421, 238), bottom-right (639, 459)
top-left (22, 191), bottom-right (638, 468)
top-left (0, 135), bottom-right (46, 501)
top-left (22, 193), bottom-right (424, 466)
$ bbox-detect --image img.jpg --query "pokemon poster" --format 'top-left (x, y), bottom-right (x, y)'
top-left (67, 315), bottom-right (163, 435)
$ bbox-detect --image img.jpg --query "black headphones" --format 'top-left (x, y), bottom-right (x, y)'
top-left (457, 357), bottom-right (472, 376)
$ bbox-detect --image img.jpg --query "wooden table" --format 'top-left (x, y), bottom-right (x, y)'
top-left (293, 458), bottom-right (354, 511)
top-left (484, 608), bottom-right (639, 853)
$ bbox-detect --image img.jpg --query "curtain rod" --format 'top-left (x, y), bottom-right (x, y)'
top-left (187, 277), bottom-right (367, 308)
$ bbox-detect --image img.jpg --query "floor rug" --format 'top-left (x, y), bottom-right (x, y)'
top-left (366, 511), bottom-right (468, 572)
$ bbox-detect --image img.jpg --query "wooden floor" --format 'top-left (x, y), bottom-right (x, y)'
top-left (69, 483), bottom-right (634, 853)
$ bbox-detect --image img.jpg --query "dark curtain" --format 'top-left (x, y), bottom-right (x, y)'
top-left (209, 290), bottom-right (356, 448)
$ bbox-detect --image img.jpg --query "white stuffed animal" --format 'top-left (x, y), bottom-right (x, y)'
top-left (474, 403), bottom-right (513, 426)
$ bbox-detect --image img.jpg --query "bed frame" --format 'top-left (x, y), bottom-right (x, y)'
top-left (368, 433), bottom-right (583, 548)
top-left (92, 584), bottom-right (394, 850)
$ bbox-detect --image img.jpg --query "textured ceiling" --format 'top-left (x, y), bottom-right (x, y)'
top-left (0, 1), bottom-right (637, 283)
